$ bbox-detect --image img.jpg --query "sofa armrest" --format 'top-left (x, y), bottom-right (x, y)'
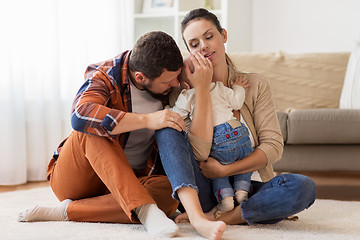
top-left (276, 110), bottom-right (288, 143)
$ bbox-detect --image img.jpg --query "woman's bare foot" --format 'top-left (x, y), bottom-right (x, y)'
top-left (205, 206), bottom-right (220, 221)
top-left (174, 212), bottom-right (189, 223)
top-left (177, 205), bottom-right (246, 226)
top-left (205, 205), bottom-right (246, 225)
top-left (192, 219), bottom-right (226, 240)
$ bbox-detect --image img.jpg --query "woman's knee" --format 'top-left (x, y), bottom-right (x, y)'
top-left (155, 128), bottom-right (185, 143)
top-left (155, 127), bottom-right (175, 137)
top-left (282, 173), bottom-right (316, 208)
top-left (297, 174), bottom-right (316, 206)
top-left (288, 174), bottom-right (316, 194)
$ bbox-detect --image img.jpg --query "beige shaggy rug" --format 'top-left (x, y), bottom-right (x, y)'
top-left (1, 186), bottom-right (360, 240)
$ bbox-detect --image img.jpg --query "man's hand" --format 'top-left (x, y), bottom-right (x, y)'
top-left (199, 157), bottom-right (228, 179)
top-left (145, 109), bottom-right (186, 132)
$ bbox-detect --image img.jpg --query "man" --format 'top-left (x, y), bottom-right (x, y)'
top-left (18, 31), bottom-right (186, 238)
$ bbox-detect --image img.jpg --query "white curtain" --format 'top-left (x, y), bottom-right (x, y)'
top-left (0, 0), bottom-right (133, 185)
top-left (340, 34), bottom-right (360, 109)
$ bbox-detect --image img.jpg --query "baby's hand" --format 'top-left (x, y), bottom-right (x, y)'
top-left (231, 76), bottom-right (250, 89)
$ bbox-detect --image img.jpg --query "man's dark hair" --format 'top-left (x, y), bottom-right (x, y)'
top-left (181, 8), bottom-right (223, 51)
top-left (128, 31), bottom-right (183, 80)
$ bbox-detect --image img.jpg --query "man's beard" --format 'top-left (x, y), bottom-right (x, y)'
top-left (142, 83), bottom-right (172, 101)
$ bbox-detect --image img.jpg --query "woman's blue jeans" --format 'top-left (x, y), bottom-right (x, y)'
top-left (155, 128), bottom-right (316, 224)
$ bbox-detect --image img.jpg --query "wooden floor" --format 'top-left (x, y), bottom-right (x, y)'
top-left (301, 172), bottom-right (360, 201)
top-left (0, 181), bottom-right (50, 193)
top-left (1, 172), bottom-right (360, 201)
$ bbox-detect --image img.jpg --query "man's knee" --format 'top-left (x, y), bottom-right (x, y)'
top-left (140, 175), bottom-right (172, 194)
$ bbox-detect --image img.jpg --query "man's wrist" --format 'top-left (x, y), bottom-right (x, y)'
top-left (140, 113), bottom-right (148, 128)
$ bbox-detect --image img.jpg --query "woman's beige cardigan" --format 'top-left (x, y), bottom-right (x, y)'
top-left (238, 73), bottom-right (284, 182)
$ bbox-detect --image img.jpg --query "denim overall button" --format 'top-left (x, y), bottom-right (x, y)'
top-left (234, 131), bottom-right (238, 135)
top-left (225, 134), bottom-right (230, 138)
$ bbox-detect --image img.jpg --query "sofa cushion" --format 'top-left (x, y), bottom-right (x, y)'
top-left (229, 52), bottom-right (350, 111)
top-left (273, 144), bottom-right (360, 172)
top-left (286, 109), bottom-right (360, 144)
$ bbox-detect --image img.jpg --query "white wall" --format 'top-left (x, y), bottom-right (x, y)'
top-left (226, 0), bottom-right (252, 53)
top-left (253, 0), bottom-right (360, 53)
top-left (227, 0), bottom-right (360, 53)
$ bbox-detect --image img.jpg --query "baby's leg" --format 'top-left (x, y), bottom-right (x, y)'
top-left (234, 172), bottom-right (252, 204)
top-left (212, 176), bottom-right (235, 218)
top-left (214, 196), bottom-right (234, 218)
top-left (235, 190), bottom-right (249, 203)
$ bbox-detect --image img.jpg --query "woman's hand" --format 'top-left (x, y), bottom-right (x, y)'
top-left (199, 157), bottom-right (228, 179)
top-left (183, 52), bottom-right (213, 90)
top-left (185, 52), bottom-right (214, 143)
top-left (200, 149), bottom-right (268, 179)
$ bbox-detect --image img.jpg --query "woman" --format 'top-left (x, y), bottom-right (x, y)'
top-left (155, 8), bottom-right (316, 240)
